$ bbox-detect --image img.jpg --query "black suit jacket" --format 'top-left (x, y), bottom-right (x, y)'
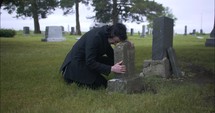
top-left (60, 26), bottom-right (114, 84)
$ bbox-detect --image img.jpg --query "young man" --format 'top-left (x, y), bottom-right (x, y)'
top-left (60, 23), bottom-right (127, 89)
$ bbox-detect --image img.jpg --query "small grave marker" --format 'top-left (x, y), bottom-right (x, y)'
top-left (23, 26), bottom-right (30, 35)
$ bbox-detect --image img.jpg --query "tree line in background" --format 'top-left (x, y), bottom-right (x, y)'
top-left (1, 0), bottom-right (176, 35)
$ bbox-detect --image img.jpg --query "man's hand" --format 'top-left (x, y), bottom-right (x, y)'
top-left (111, 61), bottom-right (126, 73)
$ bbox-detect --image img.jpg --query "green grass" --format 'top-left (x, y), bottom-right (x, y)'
top-left (1, 32), bottom-right (214, 113)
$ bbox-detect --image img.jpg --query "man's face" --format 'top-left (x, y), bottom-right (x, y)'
top-left (108, 36), bottom-right (121, 45)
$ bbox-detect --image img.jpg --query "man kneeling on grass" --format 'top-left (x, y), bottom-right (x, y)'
top-left (60, 23), bottom-right (127, 89)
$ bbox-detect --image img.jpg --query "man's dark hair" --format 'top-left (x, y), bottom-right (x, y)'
top-left (109, 23), bottom-right (127, 41)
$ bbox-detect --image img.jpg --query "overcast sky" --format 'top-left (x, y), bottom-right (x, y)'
top-left (1, 0), bottom-right (214, 34)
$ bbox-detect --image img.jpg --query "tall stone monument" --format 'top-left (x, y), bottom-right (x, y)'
top-left (200, 29), bottom-right (203, 35)
top-left (141, 16), bottom-right (181, 77)
top-left (152, 17), bottom-right (173, 60)
top-left (205, 12), bottom-right (215, 47)
top-left (184, 25), bottom-right (187, 36)
top-left (107, 41), bottom-right (145, 94)
top-left (141, 25), bottom-right (145, 37)
top-left (41, 26), bottom-right (66, 42)
top-left (130, 28), bottom-right (134, 36)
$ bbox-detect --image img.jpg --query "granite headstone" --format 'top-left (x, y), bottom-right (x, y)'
top-left (152, 17), bottom-right (173, 60)
top-left (70, 27), bottom-right (75, 35)
top-left (130, 28), bottom-right (134, 36)
top-left (184, 25), bottom-right (187, 36)
top-left (200, 29), bottom-right (203, 35)
top-left (23, 26), bottom-right (30, 35)
top-left (141, 16), bottom-right (182, 78)
top-left (41, 26), bottom-right (66, 42)
top-left (205, 16), bottom-right (215, 47)
top-left (141, 25), bottom-right (145, 37)
top-left (192, 29), bottom-right (196, 36)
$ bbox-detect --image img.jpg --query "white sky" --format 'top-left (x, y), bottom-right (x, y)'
top-left (1, 0), bottom-right (214, 34)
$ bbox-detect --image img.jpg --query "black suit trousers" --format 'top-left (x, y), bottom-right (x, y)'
top-left (63, 55), bottom-right (114, 89)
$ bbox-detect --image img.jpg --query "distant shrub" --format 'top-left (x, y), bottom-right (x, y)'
top-left (0, 29), bottom-right (16, 37)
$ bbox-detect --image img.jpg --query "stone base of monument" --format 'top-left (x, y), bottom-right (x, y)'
top-left (205, 38), bottom-right (215, 47)
top-left (107, 76), bottom-right (145, 94)
top-left (140, 57), bottom-right (171, 78)
top-left (41, 38), bottom-right (66, 42)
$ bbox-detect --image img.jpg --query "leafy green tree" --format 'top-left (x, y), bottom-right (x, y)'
top-left (2, 0), bottom-right (59, 34)
top-left (60, 0), bottom-right (89, 35)
top-left (147, 6), bottom-right (177, 32)
top-left (91, 0), bottom-right (132, 25)
top-left (91, 0), bottom-right (168, 25)
top-left (90, 0), bottom-right (112, 23)
top-left (163, 7), bottom-right (177, 21)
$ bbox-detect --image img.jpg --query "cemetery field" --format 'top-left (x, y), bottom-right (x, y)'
top-left (0, 32), bottom-right (214, 113)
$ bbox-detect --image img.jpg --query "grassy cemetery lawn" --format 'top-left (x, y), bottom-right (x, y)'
top-left (1, 32), bottom-right (214, 113)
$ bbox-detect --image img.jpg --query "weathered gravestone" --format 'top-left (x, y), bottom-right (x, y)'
top-left (184, 25), bottom-right (187, 36)
top-left (23, 26), bottom-right (30, 35)
top-left (141, 17), bottom-right (181, 77)
top-left (141, 25), bottom-right (145, 37)
top-left (192, 29), bottom-right (196, 36)
top-left (107, 41), bottom-right (145, 94)
top-left (130, 28), bottom-right (134, 36)
top-left (200, 29), bottom-right (203, 35)
top-left (167, 47), bottom-right (182, 76)
top-left (114, 42), bottom-right (135, 78)
top-left (205, 27), bottom-right (215, 47)
top-left (70, 27), bottom-right (75, 35)
top-left (41, 26), bottom-right (66, 42)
